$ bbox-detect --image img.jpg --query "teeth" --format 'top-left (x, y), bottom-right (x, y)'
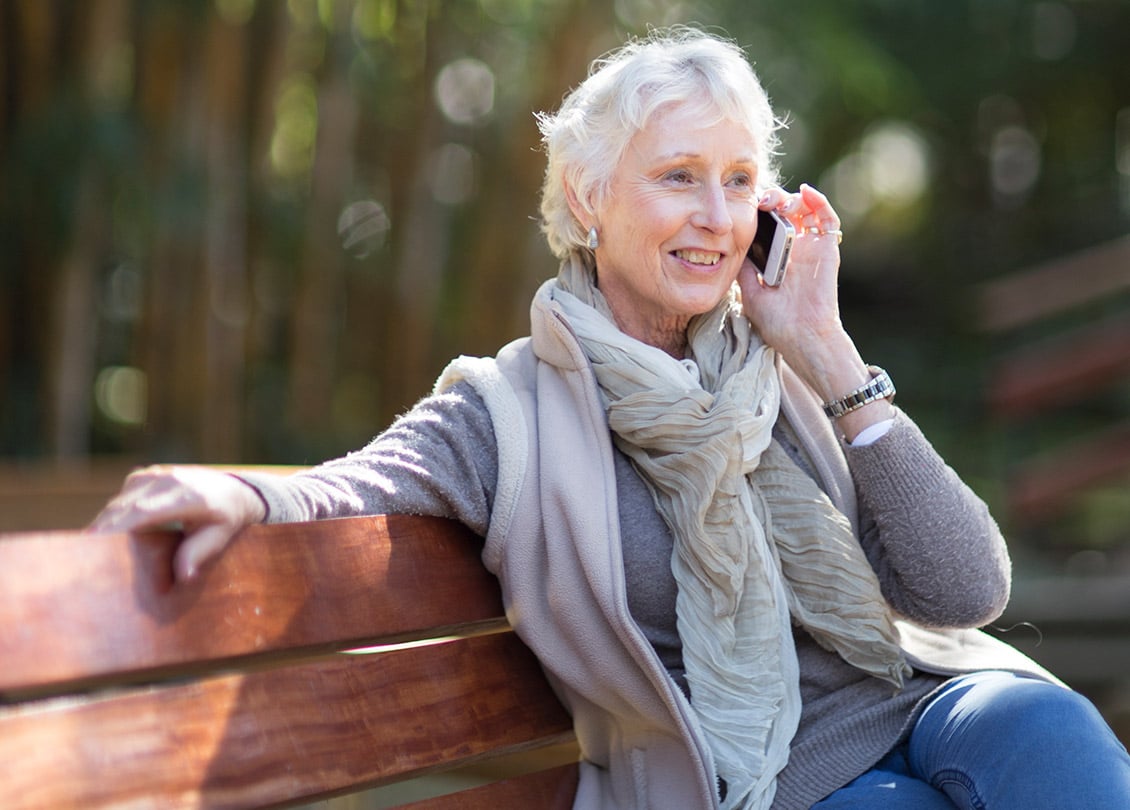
top-left (675, 249), bottom-right (721, 265)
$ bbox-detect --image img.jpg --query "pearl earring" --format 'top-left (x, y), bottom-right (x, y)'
top-left (587, 226), bottom-right (600, 250)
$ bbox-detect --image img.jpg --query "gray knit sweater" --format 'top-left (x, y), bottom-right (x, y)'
top-left (241, 383), bottom-right (1011, 809)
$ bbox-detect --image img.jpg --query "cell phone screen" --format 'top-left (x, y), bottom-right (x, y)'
top-left (748, 208), bottom-right (793, 286)
top-left (748, 208), bottom-right (778, 272)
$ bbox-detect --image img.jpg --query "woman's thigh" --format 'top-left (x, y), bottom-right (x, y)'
top-left (811, 749), bottom-right (957, 809)
top-left (907, 670), bottom-right (1130, 810)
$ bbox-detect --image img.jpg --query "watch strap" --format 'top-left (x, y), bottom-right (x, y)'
top-left (822, 366), bottom-right (896, 418)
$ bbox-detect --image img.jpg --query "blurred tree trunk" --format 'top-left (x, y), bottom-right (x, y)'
top-left (200, 12), bottom-right (250, 462)
top-left (10, 1), bottom-right (54, 112)
top-left (0, 1), bottom-right (57, 452)
top-left (387, 65), bottom-right (449, 412)
top-left (47, 0), bottom-right (130, 460)
top-left (50, 170), bottom-right (103, 460)
top-left (243, 0), bottom-right (290, 383)
top-left (135, 4), bottom-right (204, 460)
top-left (378, 5), bottom-right (480, 419)
top-left (133, 4), bottom-right (266, 462)
top-left (287, 3), bottom-right (358, 434)
top-left (460, 0), bottom-right (616, 356)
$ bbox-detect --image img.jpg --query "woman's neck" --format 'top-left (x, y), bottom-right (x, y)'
top-left (600, 291), bottom-right (691, 359)
top-left (617, 317), bottom-right (690, 359)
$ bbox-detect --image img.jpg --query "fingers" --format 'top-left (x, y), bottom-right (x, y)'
top-left (88, 466), bottom-right (191, 534)
top-left (90, 466), bottom-right (254, 533)
top-left (173, 523), bottom-right (240, 582)
top-left (759, 183), bottom-right (842, 236)
top-left (798, 183), bottom-right (841, 231)
top-left (88, 465), bottom-right (267, 583)
top-left (737, 257), bottom-right (765, 301)
top-left (743, 183), bottom-right (845, 341)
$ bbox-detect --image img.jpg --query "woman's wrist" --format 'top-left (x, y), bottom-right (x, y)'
top-left (226, 473), bottom-right (269, 524)
top-left (785, 332), bottom-right (896, 441)
top-left (823, 366), bottom-right (895, 418)
top-left (786, 328), bottom-right (870, 402)
top-left (834, 398), bottom-right (896, 443)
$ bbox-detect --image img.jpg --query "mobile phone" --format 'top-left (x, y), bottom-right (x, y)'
top-left (747, 208), bottom-right (795, 287)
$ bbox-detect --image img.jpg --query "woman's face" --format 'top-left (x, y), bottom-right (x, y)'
top-left (590, 103), bottom-right (761, 352)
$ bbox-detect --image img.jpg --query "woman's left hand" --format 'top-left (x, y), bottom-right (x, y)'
top-left (739, 184), bottom-right (893, 438)
top-left (88, 465), bottom-right (267, 582)
top-left (738, 183), bottom-right (845, 362)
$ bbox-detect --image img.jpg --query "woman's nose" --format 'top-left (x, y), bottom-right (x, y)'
top-left (693, 183), bottom-right (734, 233)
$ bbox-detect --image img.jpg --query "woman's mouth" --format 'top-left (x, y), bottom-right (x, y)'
top-left (673, 249), bottom-right (722, 266)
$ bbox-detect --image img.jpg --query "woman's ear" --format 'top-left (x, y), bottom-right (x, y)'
top-left (563, 177), bottom-right (592, 229)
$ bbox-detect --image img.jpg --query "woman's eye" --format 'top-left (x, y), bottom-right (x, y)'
top-left (664, 169), bottom-right (694, 184)
top-left (729, 172), bottom-right (753, 188)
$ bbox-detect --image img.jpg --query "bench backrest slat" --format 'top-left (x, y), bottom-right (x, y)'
top-left (0, 632), bottom-right (573, 809)
top-left (0, 515), bottom-right (504, 699)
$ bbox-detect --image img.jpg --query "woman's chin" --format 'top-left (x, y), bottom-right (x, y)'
top-left (675, 282), bottom-right (736, 316)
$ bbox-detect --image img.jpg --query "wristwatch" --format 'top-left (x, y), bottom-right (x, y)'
top-left (822, 366), bottom-right (896, 418)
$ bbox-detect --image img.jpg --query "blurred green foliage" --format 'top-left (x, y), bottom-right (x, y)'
top-left (2, 0), bottom-right (1129, 561)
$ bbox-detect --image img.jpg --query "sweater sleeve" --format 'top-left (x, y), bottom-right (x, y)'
top-left (235, 381), bottom-right (500, 537)
top-left (845, 408), bottom-right (1011, 629)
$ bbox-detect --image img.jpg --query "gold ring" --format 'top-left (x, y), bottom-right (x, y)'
top-left (806, 227), bottom-right (844, 245)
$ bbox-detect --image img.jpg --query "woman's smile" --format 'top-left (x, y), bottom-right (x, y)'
top-left (672, 248), bottom-right (724, 268)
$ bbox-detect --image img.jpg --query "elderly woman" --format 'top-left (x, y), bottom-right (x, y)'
top-left (93, 28), bottom-right (1129, 810)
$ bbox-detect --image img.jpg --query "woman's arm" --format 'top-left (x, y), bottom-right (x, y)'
top-left (239, 383), bottom-right (498, 532)
top-left (741, 185), bottom-right (894, 443)
top-left (740, 186), bottom-right (1007, 627)
top-left (847, 409), bottom-right (1012, 629)
top-left (90, 382), bottom-right (499, 582)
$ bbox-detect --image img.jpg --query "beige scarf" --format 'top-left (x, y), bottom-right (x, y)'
top-left (554, 256), bottom-right (908, 810)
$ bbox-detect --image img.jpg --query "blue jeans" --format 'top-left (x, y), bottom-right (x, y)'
top-left (812, 671), bottom-right (1130, 809)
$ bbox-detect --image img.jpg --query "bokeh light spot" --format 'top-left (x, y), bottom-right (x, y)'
top-left (434, 58), bottom-right (495, 126)
top-left (338, 199), bottom-right (391, 258)
top-left (95, 366), bottom-right (148, 426)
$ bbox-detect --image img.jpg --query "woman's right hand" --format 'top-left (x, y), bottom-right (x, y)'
top-left (88, 465), bottom-right (267, 582)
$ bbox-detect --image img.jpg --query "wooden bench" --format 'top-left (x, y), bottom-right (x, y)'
top-left (0, 514), bottom-right (580, 809)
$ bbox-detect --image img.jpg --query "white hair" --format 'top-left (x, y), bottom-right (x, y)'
top-left (535, 27), bottom-right (783, 260)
